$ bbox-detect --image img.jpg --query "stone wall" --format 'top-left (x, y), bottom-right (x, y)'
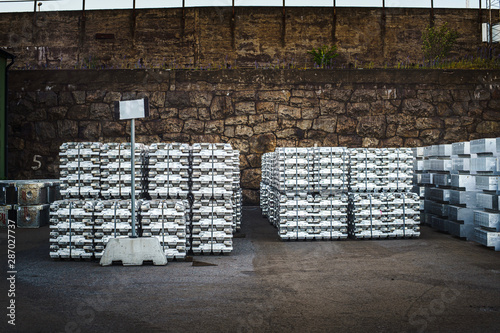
top-left (0, 7), bottom-right (495, 69)
top-left (7, 69), bottom-right (500, 204)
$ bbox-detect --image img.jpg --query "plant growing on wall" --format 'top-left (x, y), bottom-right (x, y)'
top-left (308, 45), bottom-right (339, 68)
top-left (421, 22), bottom-right (459, 61)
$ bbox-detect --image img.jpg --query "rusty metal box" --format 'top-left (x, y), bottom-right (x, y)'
top-left (0, 205), bottom-right (15, 228)
top-left (0, 180), bottom-right (61, 206)
top-left (16, 204), bottom-right (50, 228)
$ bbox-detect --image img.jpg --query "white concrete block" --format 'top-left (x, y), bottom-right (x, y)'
top-left (100, 237), bottom-right (167, 266)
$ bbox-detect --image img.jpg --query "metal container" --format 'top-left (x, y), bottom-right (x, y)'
top-left (0, 180), bottom-right (17, 205)
top-left (449, 189), bottom-right (478, 208)
top-left (451, 174), bottom-right (475, 191)
top-left (448, 220), bottom-right (474, 239)
top-left (476, 193), bottom-right (499, 210)
top-left (426, 187), bottom-right (450, 203)
top-left (474, 228), bottom-right (500, 250)
top-left (448, 205), bottom-right (474, 223)
top-left (474, 210), bottom-right (500, 230)
top-left (0, 179), bottom-right (60, 205)
top-left (470, 138), bottom-right (497, 154)
top-left (0, 205), bottom-right (14, 228)
top-left (452, 141), bottom-right (471, 156)
top-left (17, 204), bottom-right (50, 228)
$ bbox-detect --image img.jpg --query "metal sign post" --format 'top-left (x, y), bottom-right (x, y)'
top-left (131, 117), bottom-right (136, 237)
top-left (114, 98), bottom-right (149, 238)
top-left (101, 97), bottom-right (166, 266)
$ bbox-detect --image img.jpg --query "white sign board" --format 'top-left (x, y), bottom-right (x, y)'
top-left (114, 98), bottom-right (149, 120)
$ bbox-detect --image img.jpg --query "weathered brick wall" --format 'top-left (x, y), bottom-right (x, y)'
top-left (0, 7), bottom-right (494, 69)
top-left (7, 69), bottom-right (500, 204)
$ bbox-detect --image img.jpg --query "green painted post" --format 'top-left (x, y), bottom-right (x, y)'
top-left (0, 56), bottom-right (6, 179)
top-left (0, 50), bottom-right (15, 180)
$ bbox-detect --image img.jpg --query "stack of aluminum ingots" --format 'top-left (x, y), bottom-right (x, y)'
top-left (414, 138), bottom-right (500, 251)
top-left (420, 144), bottom-right (454, 233)
top-left (100, 143), bottom-right (146, 199)
top-left (260, 147), bottom-right (419, 240)
top-left (471, 138), bottom-right (500, 251)
top-left (190, 143), bottom-right (235, 254)
top-left (53, 143), bottom-right (100, 259)
top-left (51, 142), bottom-right (241, 260)
top-left (138, 200), bottom-right (188, 260)
top-left (59, 142), bottom-right (101, 198)
top-left (147, 143), bottom-right (190, 200)
top-left (447, 141), bottom-right (477, 239)
top-left (93, 199), bottom-right (133, 259)
top-left (349, 148), bottom-right (419, 239)
top-left (49, 199), bottom-right (95, 259)
top-left (231, 151), bottom-right (242, 231)
top-left (259, 152), bottom-right (274, 218)
top-left (260, 147), bottom-right (350, 240)
top-left (412, 147), bottom-right (428, 223)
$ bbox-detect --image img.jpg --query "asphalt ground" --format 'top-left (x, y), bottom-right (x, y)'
top-left (1, 206), bottom-right (500, 333)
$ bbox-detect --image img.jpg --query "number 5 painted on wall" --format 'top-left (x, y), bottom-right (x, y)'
top-left (32, 155), bottom-right (42, 170)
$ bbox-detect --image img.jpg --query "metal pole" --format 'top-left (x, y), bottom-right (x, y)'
top-left (430, 0), bottom-right (434, 27)
top-left (131, 118), bottom-right (136, 237)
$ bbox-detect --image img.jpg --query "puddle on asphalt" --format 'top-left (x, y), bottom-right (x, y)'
top-left (192, 261), bottom-right (218, 267)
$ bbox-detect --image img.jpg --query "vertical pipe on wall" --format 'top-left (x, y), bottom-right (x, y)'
top-left (32, 1), bottom-right (36, 44)
top-left (78, 0), bottom-right (86, 65)
top-left (131, 0), bottom-right (137, 40)
top-left (381, 0), bottom-right (386, 64)
top-left (281, 0), bottom-right (286, 48)
top-left (1, 53), bottom-right (14, 179)
top-left (231, 0), bottom-right (236, 50)
top-left (181, 0), bottom-right (185, 37)
top-left (332, 0), bottom-right (337, 43)
top-left (489, 0), bottom-right (492, 59)
top-left (430, 0), bottom-right (435, 27)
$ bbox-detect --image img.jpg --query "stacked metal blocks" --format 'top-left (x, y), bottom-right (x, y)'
top-left (261, 147), bottom-right (419, 240)
top-left (231, 151), bottom-right (242, 231)
top-left (349, 148), bottom-right (419, 239)
top-left (190, 143), bottom-right (236, 254)
top-left (260, 147), bottom-right (349, 240)
top-left (471, 139), bottom-right (500, 251)
top-left (350, 192), bottom-right (420, 239)
top-left (418, 144), bottom-right (455, 235)
top-left (0, 179), bottom-right (60, 228)
top-left (50, 198), bottom-right (188, 260)
top-left (51, 142), bottom-right (241, 259)
top-left (100, 143), bottom-right (147, 199)
top-left (147, 143), bottom-right (190, 200)
top-left (139, 200), bottom-right (188, 260)
top-left (414, 138), bottom-right (500, 251)
top-left (93, 199), bottom-right (187, 260)
top-left (59, 142), bottom-right (101, 198)
top-left (49, 199), bottom-right (95, 259)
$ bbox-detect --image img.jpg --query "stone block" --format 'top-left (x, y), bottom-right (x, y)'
top-left (235, 101), bottom-right (256, 115)
top-left (312, 116), bottom-right (337, 132)
top-left (257, 90), bottom-right (291, 103)
top-left (320, 100), bottom-right (345, 115)
top-left (256, 101), bottom-right (275, 114)
top-left (277, 104), bottom-right (301, 119)
top-left (90, 103), bottom-right (111, 119)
